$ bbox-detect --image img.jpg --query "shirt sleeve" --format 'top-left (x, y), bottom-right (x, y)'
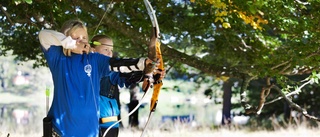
top-left (38, 29), bottom-right (76, 50)
top-left (108, 72), bottom-right (126, 88)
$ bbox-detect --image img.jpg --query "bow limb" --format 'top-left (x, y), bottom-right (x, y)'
top-left (143, 0), bottom-right (160, 38)
top-left (143, 0), bottom-right (159, 74)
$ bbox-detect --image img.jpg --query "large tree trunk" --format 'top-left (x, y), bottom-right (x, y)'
top-left (222, 81), bottom-right (232, 125)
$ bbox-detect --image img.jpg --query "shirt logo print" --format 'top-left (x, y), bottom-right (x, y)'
top-left (84, 64), bottom-right (92, 77)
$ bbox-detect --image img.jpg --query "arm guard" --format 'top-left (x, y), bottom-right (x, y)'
top-left (109, 58), bottom-right (146, 73)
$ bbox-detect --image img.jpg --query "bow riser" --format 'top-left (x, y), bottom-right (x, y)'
top-left (150, 41), bottom-right (163, 111)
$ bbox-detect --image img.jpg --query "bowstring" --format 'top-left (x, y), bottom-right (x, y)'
top-left (102, 86), bottom-right (152, 137)
top-left (93, 0), bottom-right (114, 35)
top-left (86, 57), bottom-right (98, 119)
top-left (92, 0), bottom-right (114, 112)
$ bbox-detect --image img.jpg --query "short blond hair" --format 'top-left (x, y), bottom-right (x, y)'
top-left (60, 19), bottom-right (88, 56)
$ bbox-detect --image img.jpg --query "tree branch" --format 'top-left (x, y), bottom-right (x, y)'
top-left (240, 75), bottom-right (257, 114)
top-left (256, 77), bottom-right (272, 114)
top-left (271, 59), bottom-right (291, 71)
top-left (295, 0), bottom-right (310, 5)
top-left (265, 79), bottom-right (312, 105)
top-left (0, 4), bottom-right (13, 25)
top-left (272, 85), bottom-right (320, 122)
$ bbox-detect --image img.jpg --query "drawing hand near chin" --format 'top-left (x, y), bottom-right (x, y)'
top-left (82, 42), bottom-right (91, 54)
top-left (71, 41), bottom-right (91, 54)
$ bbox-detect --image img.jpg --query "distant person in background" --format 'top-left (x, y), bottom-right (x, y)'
top-left (128, 83), bottom-right (140, 128)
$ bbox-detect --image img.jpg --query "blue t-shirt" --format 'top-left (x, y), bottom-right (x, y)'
top-left (99, 72), bottom-right (125, 128)
top-left (43, 46), bottom-right (110, 137)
